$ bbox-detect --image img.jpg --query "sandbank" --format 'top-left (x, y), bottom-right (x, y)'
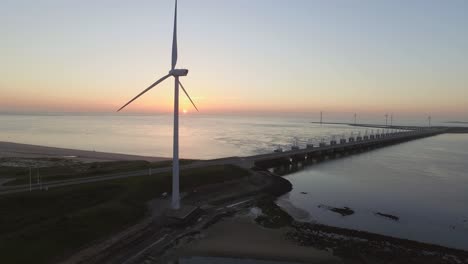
top-left (0, 141), bottom-right (169, 163)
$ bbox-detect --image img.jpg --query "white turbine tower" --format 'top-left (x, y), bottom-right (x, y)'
top-left (117, 0), bottom-right (198, 210)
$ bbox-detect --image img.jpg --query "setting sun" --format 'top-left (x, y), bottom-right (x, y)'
top-left (182, 109), bottom-right (187, 114)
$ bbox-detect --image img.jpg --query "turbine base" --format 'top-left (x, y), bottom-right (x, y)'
top-left (166, 204), bottom-right (200, 224)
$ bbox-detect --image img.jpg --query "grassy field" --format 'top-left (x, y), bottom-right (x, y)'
top-left (1, 159), bottom-right (195, 185)
top-left (0, 164), bottom-right (249, 264)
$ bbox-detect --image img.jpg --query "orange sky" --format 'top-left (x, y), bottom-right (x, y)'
top-left (1, 0), bottom-right (468, 120)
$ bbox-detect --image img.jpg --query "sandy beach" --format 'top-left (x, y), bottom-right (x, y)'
top-left (178, 217), bottom-right (342, 264)
top-left (0, 141), bottom-right (169, 163)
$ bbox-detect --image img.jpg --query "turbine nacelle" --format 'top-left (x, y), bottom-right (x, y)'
top-left (170, 69), bottom-right (189, 77)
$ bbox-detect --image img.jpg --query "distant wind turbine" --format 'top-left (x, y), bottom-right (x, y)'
top-left (117, 0), bottom-right (198, 210)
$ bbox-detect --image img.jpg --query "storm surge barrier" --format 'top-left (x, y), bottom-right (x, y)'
top-left (249, 128), bottom-right (445, 168)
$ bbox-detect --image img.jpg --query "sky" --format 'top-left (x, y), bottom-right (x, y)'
top-left (1, 0), bottom-right (467, 119)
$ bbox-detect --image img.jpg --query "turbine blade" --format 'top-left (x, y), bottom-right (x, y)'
top-left (178, 80), bottom-right (199, 112)
top-left (171, 0), bottom-right (178, 69)
top-left (117, 74), bottom-right (171, 112)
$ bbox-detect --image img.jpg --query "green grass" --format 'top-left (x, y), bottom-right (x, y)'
top-left (0, 166), bottom-right (28, 179)
top-left (2, 159), bottom-right (196, 185)
top-left (0, 164), bottom-right (249, 264)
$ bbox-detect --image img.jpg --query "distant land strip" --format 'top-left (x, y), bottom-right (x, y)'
top-left (310, 122), bottom-right (468, 133)
top-left (445, 121), bottom-right (468, 124)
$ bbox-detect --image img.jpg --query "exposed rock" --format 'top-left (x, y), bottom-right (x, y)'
top-left (286, 221), bottom-right (468, 264)
top-left (319, 204), bottom-right (355, 216)
top-left (375, 212), bottom-right (399, 221)
top-left (331, 207), bottom-right (354, 216)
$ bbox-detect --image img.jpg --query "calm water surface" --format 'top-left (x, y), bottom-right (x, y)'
top-left (277, 134), bottom-right (468, 250)
top-left (0, 114), bottom-right (372, 159)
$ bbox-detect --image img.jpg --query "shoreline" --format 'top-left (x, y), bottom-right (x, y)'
top-left (179, 196), bottom-right (468, 263)
top-left (2, 141), bottom-right (468, 262)
top-left (160, 192), bottom-right (468, 264)
top-left (0, 141), bottom-right (169, 163)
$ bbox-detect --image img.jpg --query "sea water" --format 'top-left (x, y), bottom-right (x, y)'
top-left (277, 134), bottom-right (468, 250)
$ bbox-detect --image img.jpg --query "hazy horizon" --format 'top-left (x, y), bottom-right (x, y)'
top-left (1, 0), bottom-right (468, 118)
top-left (1, 111), bottom-right (465, 128)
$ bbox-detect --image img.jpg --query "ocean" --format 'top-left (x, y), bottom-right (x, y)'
top-left (1, 113), bottom-right (467, 249)
top-left (0, 113), bottom-right (380, 159)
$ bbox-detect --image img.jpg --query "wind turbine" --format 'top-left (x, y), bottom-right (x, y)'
top-left (117, 0), bottom-right (198, 210)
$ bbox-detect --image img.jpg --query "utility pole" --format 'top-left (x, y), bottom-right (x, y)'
top-left (390, 114), bottom-right (393, 127)
top-left (385, 114), bottom-right (388, 126)
top-left (29, 167), bottom-right (32, 192)
top-left (354, 113), bottom-right (357, 125)
top-left (320, 111), bottom-right (323, 125)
